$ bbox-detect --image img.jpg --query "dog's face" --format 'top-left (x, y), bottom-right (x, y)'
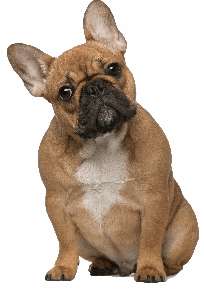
top-left (7, 0), bottom-right (136, 140)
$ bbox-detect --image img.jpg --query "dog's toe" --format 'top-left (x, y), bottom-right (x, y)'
top-left (45, 273), bottom-right (52, 281)
top-left (135, 266), bottom-right (166, 283)
top-left (45, 265), bottom-right (76, 281)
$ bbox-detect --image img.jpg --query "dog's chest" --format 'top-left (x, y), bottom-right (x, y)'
top-left (75, 135), bottom-right (128, 223)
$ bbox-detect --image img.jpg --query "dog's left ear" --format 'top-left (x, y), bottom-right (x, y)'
top-left (83, 0), bottom-right (127, 53)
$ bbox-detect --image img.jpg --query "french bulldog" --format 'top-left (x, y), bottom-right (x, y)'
top-left (7, 0), bottom-right (199, 283)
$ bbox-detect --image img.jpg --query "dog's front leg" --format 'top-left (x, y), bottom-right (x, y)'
top-left (45, 194), bottom-right (79, 281)
top-left (135, 190), bottom-right (168, 283)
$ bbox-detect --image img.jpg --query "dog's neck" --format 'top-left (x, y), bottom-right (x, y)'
top-left (78, 123), bottom-right (128, 161)
top-left (51, 117), bottom-right (130, 160)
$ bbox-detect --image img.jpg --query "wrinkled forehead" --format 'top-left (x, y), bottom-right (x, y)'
top-left (49, 42), bottom-right (124, 84)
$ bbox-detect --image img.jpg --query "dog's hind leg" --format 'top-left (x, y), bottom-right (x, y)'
top-left (77, 233), bottom-right (119, 276)
top-left (89, 257), bottom-right (119, 276)
top-left (162, 200), bottom-right (199, 276)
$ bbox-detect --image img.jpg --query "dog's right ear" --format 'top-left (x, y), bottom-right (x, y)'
top-left (7, 43), bottom-right (54, 97)
top-left (83, 0), bottom-right (127, 53)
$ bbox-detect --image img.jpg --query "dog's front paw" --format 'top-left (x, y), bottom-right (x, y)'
top-left (135, 266), bottom-right (166, 283)
top-left (45, 265), bottom-right (76, 281)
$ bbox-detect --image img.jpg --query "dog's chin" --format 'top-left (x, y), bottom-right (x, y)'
top-left (75, 108), bottom-right (136, 140)
top-left (74, 128), bottom-right (98, 140)
top-left (75, 124), bottom-right (119, 140)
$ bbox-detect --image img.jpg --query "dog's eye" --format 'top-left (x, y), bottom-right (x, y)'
top-left (105, 63), bottom-right (122, 78)
top-left (58, 85), bottom-right (74, 102)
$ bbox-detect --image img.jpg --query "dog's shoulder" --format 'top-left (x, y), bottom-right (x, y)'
top-left (127, 103), bottom-right (172, 178)
top-left (129, 103), bottom-right (170, 150)
top-left (38, 117), bottom-right (81, 187)
top-left (38, 117), bottom-right (62, 157)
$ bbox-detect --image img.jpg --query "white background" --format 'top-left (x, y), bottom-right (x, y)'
top-left (0, 0), bottom-right (203, 288)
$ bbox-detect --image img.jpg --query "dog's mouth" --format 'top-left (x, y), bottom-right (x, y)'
top-left (75, 78), bottom-right (136, 139)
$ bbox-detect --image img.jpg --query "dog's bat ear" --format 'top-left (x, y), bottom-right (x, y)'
top-left (7, 43), bottom-right (54, 97)
top-left (83, 0), bottom-right (127, 53)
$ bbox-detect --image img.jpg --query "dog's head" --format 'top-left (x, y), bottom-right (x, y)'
top-left (7, 0), bottom-right (136, 139)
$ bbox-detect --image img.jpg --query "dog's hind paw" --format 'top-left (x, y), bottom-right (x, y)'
top-left (89, 258), bottom-right (119, 276)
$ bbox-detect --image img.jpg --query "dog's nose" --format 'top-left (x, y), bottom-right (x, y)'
top-left (86, 85), bottom-right (100, 97)
top-left (96, 105), bottom-right (119, 132)
top-left (85, 79), bottom-right (105, 97)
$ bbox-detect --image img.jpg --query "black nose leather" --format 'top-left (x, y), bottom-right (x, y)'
top-left (86, 85), bottom-right (101, 97)
top-left (96, 105), bottom-right (119, 132)
top-left (83, 79), bottom-right (108, 97)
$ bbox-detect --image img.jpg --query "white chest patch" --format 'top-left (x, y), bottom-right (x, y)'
top-left (75, 127), bottom-right (128, 223)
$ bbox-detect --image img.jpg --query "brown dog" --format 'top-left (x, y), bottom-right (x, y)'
top-left (7, 0), bottom-right (198, 283)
